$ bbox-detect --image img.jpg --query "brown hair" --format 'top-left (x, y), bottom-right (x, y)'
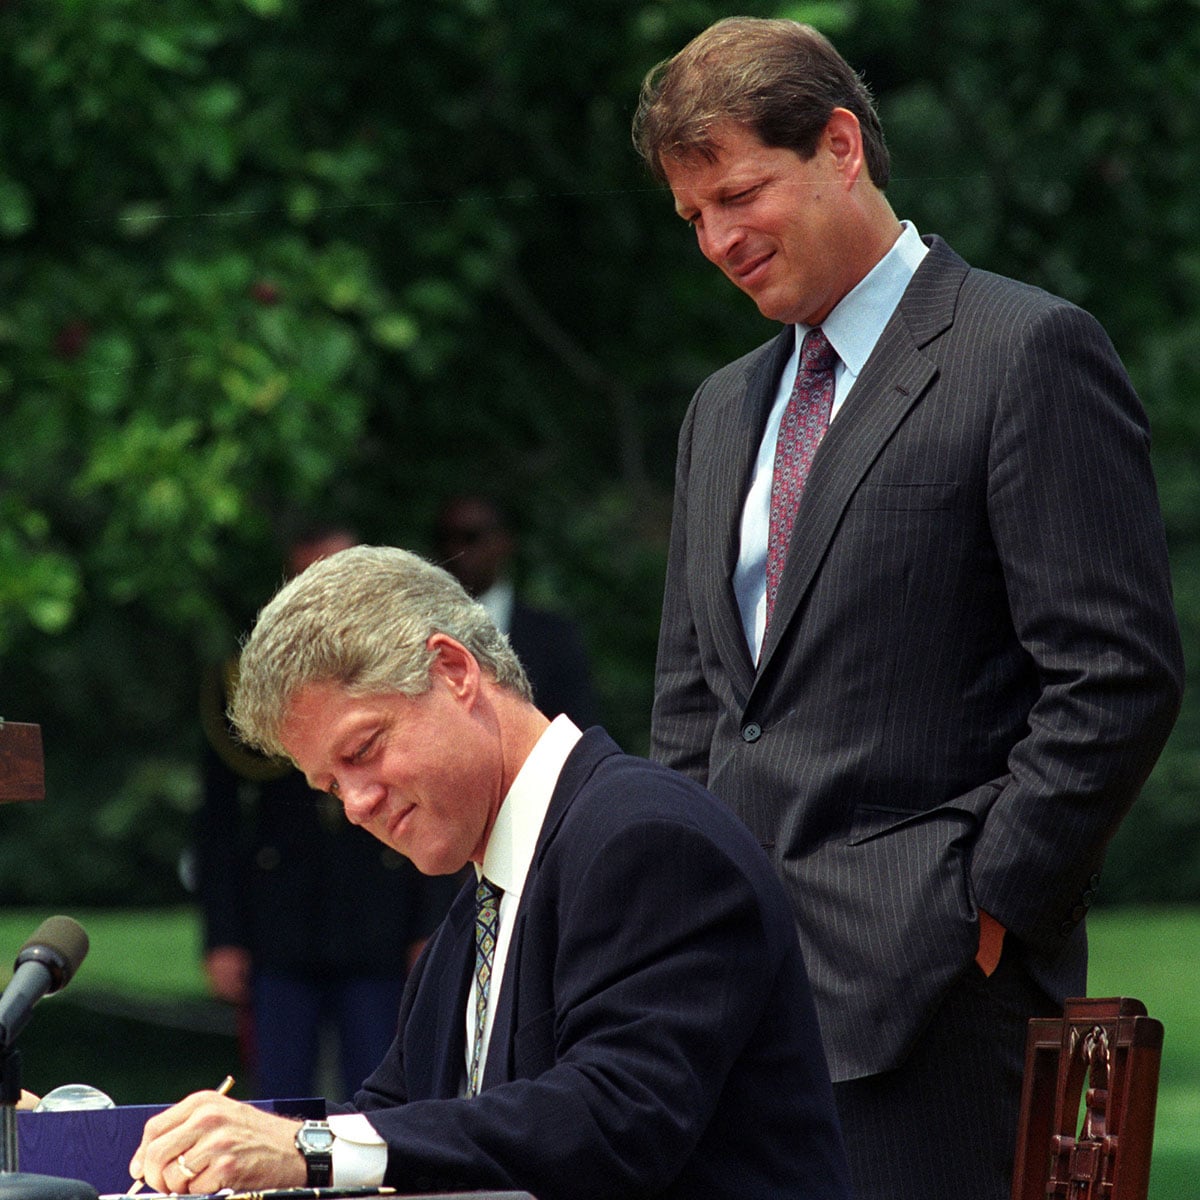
top-left (632, 17), bottom-right (890, 189)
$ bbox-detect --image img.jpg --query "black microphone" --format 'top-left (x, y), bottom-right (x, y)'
top-left (0, 916), bottom-right (89, 1049)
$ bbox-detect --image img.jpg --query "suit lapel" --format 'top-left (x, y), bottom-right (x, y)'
top-left (702, 328), bottom-right (794, 697)
top-left (479, 728), bottom-right (621, 1091)
top-left (756, 239), bottom-right (968, 676)
top-left (480, 906), bottom-right (523, 1090)
top-left (412, 879), bottom-right (476, 1098)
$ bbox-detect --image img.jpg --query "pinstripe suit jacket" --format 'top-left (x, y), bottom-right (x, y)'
top-left (350, 728), bottom-right (851, 1199)
top-left (650, 236), bottom-right (1184, 1083)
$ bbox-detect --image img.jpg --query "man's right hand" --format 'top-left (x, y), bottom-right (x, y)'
top-left (130, 1090), bottom-right (306, 1195)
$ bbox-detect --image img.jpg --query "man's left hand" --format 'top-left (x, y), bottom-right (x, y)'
top-left (975, 909), bottom-right (1006, 977)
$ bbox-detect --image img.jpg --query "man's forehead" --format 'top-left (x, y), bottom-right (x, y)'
top-left (668, 119), bottom-right (767, 162)
top-left (663, 139), bottom-right (725, 185)
top-left (664, 127), bottom-right (773, 189)
top-left (280, 681), bottom-right (348, 741)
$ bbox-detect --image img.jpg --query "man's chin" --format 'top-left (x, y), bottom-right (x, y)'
top-left (745, 286), bottom-right (793, 324)
top-left (754, 293), bottom-right (822, 326)
top-left (409, 847), bottom-right (470, 877)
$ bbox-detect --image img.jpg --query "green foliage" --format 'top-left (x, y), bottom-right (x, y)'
top-left (0, 0), bottom-right (1197, 903)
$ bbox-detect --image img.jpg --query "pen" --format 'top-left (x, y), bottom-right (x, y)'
top-left (125, 1075), bottom-right (236, 1197)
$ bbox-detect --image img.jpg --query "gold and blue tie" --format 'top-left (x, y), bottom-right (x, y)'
top-left (468, 875), bottom-right (502, 1097)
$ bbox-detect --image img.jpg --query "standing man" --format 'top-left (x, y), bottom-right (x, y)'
top-left (634, 17), bottom-right (1183, 1199)
top-left (132, 545), bottom-right (850, 1200)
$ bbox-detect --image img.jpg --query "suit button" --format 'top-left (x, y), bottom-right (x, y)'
top-left (1071, 905), bottom-right (1086, 922)
top-left (1060, 921), bottom-right (1075, 937)
top-left (742, 723), bottom-right (762, 743)
top-left (1082, 889), bottom-right (1096, 905)
top-left (1090, 873), bottom-right (1101, 888)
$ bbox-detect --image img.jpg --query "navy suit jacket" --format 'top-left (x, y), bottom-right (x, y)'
top-left (348, 728), bottom-right (851, 1200)
top-left (651, 236), bottom-right (1184, 1082)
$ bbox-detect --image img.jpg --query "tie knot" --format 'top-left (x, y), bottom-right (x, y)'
top-left (476, 876), bottom-right (501, 908)
top-left (800, 327), bottom-right (836, 374)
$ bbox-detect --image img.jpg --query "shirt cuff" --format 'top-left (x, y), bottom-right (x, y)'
top-left (328, 1113), bottom-right (387, 1187)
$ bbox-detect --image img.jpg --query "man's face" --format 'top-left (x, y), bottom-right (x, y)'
top-left (287, 531), bottom-right (357, 579)
top-left (279, 665), bottom-right (503, 876)
top-left (434, 499), bottom-right (512, 598)
top-left (663, 119), bottom-right (857, 327)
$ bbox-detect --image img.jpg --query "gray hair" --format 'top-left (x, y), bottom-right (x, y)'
top-left (230, 544), bottom-right (532, 758)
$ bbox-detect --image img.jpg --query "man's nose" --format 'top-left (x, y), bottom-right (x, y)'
top-left (339, 778), bottom-right (385, 824)
top-left (696, 212), bottom-right (742, 265)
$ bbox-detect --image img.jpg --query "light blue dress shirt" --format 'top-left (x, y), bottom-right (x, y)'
top-left (733, 221), bottom-right (930, 659)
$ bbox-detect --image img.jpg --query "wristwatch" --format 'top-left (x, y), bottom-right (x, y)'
top-left (294, 1119), bottom-right (335, 1187)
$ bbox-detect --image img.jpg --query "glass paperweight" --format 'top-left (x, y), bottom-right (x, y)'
top-left (33, 1083), bottom-right (116, 1112)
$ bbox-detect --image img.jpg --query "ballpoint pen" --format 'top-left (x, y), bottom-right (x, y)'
top-left (125, 1074), bottom-right (235, 1197)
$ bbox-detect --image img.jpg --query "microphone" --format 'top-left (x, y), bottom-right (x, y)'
top-left (0, 916), bottom-right (89, 1049)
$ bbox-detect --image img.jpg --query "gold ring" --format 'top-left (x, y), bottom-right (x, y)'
top-left (177, 1155), bottom-right (198, 1181)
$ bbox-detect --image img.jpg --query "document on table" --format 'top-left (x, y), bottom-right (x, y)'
top-left (100, 1189), bottom-right (397, 1200)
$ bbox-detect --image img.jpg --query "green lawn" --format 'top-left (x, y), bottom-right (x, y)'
top-left (1, 905), bottom-right (1196, 1193)
top-left (1085, 906), bottom-right (1200, 1198)
top-left (0, 907), bottom-right (234, 1105)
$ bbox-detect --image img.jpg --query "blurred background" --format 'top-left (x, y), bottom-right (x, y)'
top-left (1, 0), bottom-right (1197, 1192)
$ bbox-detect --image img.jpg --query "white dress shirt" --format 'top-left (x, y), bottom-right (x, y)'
top-left (733, 221), bottom-right (930, 659)
top-left (477, 578), bottom-right (515, 636)
top-left (327, 715), bottom-right (584, 1185)
top-left (465, 713), bottom-right (583, 1085)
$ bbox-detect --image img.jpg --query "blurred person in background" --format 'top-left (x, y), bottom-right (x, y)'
top-left (434, 494), bottom-right (599, 729)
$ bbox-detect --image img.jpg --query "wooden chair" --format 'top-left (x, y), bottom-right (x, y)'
top-left (1012, 997), bottom-right (1163, 1200)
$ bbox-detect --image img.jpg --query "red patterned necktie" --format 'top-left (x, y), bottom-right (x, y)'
top-left (764, 327), bottom-right (837, 625)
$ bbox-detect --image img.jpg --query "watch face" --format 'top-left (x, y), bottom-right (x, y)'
top-left (299, 1123), bottom-right (335, 1153)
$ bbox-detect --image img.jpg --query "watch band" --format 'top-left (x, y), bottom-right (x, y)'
top-left (295, 1119), bottom-right (334, 1187)
top-left (304, 1152), bottom-right (332, 1188)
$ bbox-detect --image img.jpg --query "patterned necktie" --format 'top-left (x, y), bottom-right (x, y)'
top-left (764, 327), bottom-right (838, 625)
top-left (468, 875), bottom-right (502, 1096)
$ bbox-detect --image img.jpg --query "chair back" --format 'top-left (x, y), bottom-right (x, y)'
top-left (1012, 997), bottom-right (1163, 1200)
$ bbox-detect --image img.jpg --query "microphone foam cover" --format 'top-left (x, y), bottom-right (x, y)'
top-left (17, 915), bottom-right (90, 989)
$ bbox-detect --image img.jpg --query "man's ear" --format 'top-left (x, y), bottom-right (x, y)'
top-left (824, 106), bottom-right (865, 186)
top-left (427, 633), bottom-right (480, 700)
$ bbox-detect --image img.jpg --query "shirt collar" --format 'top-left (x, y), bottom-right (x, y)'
top-left (476, 579), bottom-right (515, 636)
top-left (803, 220), bottom-right (928, 378)
top-left (478, 714), bottom-right (583, 899)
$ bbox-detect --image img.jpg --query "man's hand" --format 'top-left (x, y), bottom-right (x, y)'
top-left (204, 946), bottom-right (252, 1005)
top-left (129, 1090), bottom-right (307, 1194)
top-left (405, 938), bottom-right (427, 974)
top-left (975, 909), bottom-right (1006, 977)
